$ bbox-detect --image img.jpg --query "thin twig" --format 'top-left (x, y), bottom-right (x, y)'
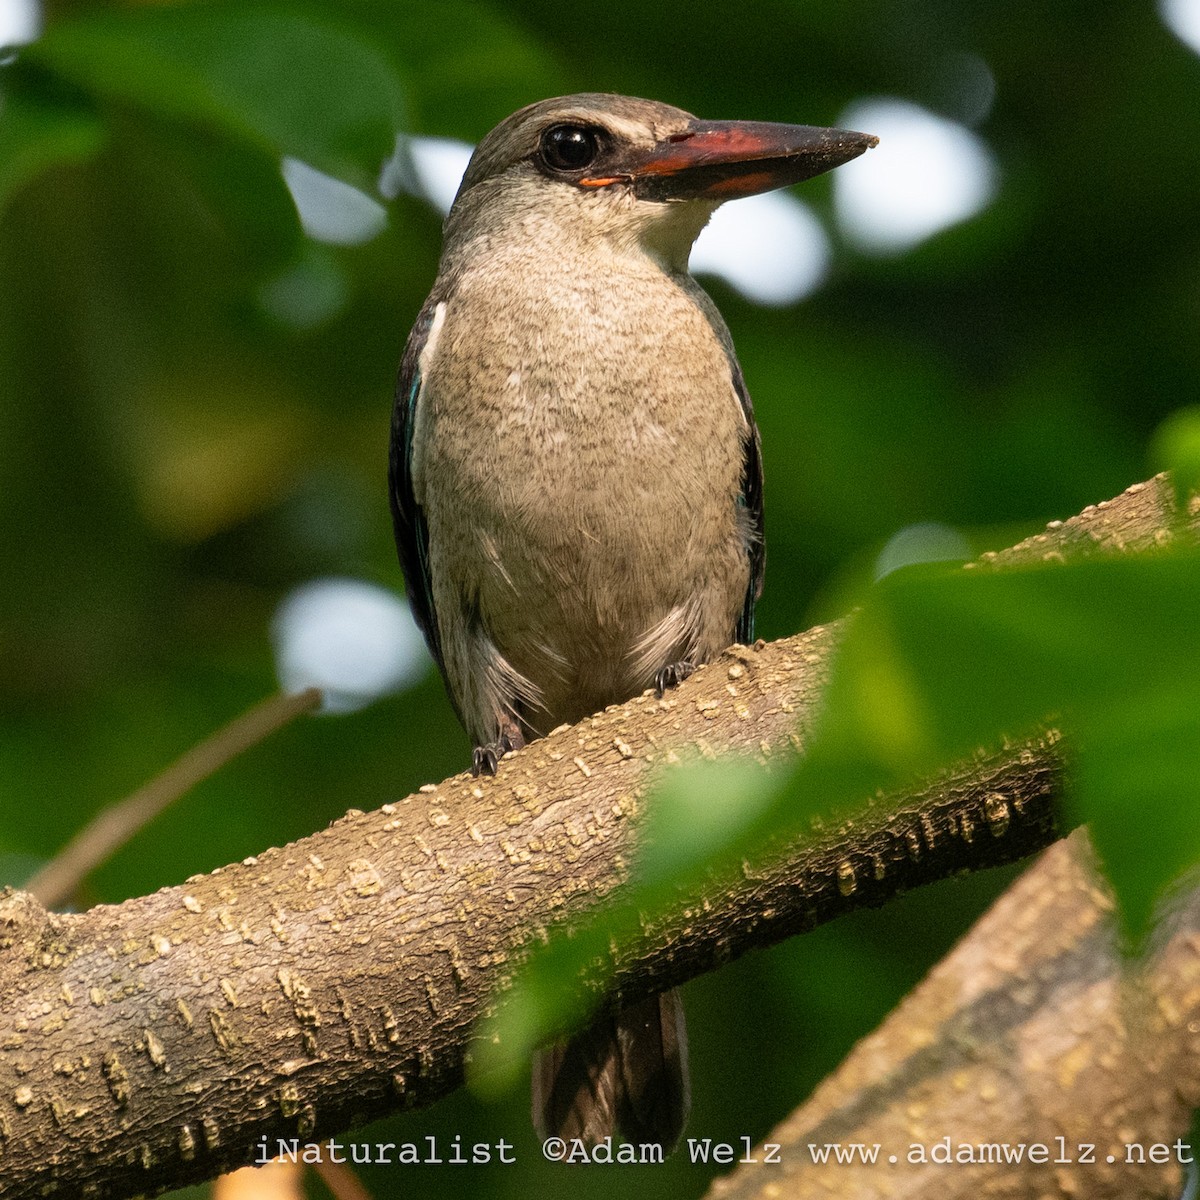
top-left (25, 688), bottom-right (322, 909)
top-left (313, 1162), bottom-right (375, 1200)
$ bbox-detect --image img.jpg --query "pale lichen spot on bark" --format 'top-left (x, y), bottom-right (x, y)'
top-left (40, 1009), bottom-right (67, 1034)
top-left (176, 999), bottom-right (194, 1029)
top-left (446, 939), bottom-right (469, 985)
top-left (916, 811), bottom-right (936, 849)
top-left (985, 793), bottom-right (1011, 838)
top-left (499, 840), bottom-right (531, 866)
top-left (88, 986), bottom-right (107, 1008)
top-left (347, 859), bottom-right (382, 897)
top-left (143, 1029), bottom-right (168, 1070)
top-left (182, 895), bottom-right (203, 914)
top-left (836, 861), bottom-right (857, 897)
top-left (220, 978), bottom-right (238, 1008)
top-left (101, 1052), bottom-right (129, 1107)
top-left (428, 810), bottom-right (450, 827)
top-left (203, 1115), bottom-right (221, 1151)
top-left (151, 934), bottom-right (171, 957)
top-left (209, 1009), bottom-right (238, 1054)
top-left (13, 1086), bottom-right (33, 1108)
top-left (613, 793), bottom-right (638, 818)
top-left (279, 1082), bottom-right (301, 1118)
top-left (178, 1124), bottom-right (196, 1161)
top-left (381, 1006), bottom-right (401, 1045)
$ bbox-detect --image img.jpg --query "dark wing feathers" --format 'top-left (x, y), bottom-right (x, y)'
top-left (389, 302), bottom-right (444, 674)
top-left (730, 357), bottom-right (765, 644)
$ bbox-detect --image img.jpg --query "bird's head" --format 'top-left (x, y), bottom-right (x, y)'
top-left (443, 93), bottom-right (877, 272)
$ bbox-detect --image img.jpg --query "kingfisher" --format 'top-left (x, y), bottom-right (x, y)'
top-left (389, 93), bottom-right (875, 1152)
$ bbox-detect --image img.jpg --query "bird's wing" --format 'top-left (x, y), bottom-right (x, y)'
top-left (730, 357), bottom-right (765, 644)
top-left (389, 300), bottom-right (444, 674)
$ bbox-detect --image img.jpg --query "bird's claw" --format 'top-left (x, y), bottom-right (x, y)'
top-left (471, 729), bottom-right (523, 777)
top-left (472, 745), bottom-right (500, 776)
top-left (655, 660), bottom-right (695, 698)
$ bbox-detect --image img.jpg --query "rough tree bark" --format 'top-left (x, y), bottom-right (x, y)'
top-left (0, 476), bottom-right (1193, 1199)
top-left (705, 830), bottom-right (1200, 1200)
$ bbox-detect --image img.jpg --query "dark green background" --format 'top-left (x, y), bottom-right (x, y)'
top-left (3, 0), bottom-right (1197, 1195)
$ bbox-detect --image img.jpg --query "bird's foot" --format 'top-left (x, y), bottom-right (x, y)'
top-left (471, 727), bottom-right (526, 777)
top-left (655, 660), bottom-right (695, 698)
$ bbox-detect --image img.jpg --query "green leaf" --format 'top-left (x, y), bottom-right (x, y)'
top-left (470, 913), bottom-right (634, 1096)
top-left (640, 758), bottom-right (786, 882)
top-left (483, 551), bottom-right (1200, 1057)
top-left (134, 114), bottom-right (303, 270)
top-left (1151, 406), bottom-right (1200, 508)
top-left (27, 5), bottom-right (406, 188)
top-left (0, 78), bottom-right (106, 214)
top-left (1073, 685), bottom-right (1200, 940)
top-left (846, 553), bottom-right (1200, 767)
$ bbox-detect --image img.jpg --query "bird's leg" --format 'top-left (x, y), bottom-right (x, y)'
top-left (654, 661), bottom-right (695, 697)
top-left (471, 717), bottom-right (526, 777)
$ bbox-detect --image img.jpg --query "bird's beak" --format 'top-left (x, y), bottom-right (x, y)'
top-left (581, 120), bottom-right (877, 201)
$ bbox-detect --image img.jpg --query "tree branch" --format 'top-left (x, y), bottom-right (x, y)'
top-left (0, 476), bottom-right (1192, 1200)
top-left (25, 688), bottom-right (323, 910)
top-left (704, 829), bottom-right (1200, 1200)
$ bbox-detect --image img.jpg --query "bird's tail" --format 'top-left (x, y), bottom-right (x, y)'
top-left (532, 989), bottom-right (690, 1152)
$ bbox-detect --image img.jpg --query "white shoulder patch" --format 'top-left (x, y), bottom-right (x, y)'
top-left (411, 301), bottom-right (448, 499)
top-left (419, 300), bottom-right (448, 379)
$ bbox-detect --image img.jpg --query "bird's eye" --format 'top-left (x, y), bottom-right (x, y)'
top-left (539, 124), bottom-right (601, 172)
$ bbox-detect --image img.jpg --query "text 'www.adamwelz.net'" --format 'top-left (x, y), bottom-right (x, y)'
top-left (688, 1137), bottom-right (1196, 1167)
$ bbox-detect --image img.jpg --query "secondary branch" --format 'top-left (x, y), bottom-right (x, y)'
top-left (0, 476), bottom-right (1191, 1200)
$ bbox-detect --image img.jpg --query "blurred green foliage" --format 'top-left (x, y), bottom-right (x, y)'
top-left (494, 550), bottom-right (1200, 1079)
top-left (3, 0), bottom-right (1200, 1196)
